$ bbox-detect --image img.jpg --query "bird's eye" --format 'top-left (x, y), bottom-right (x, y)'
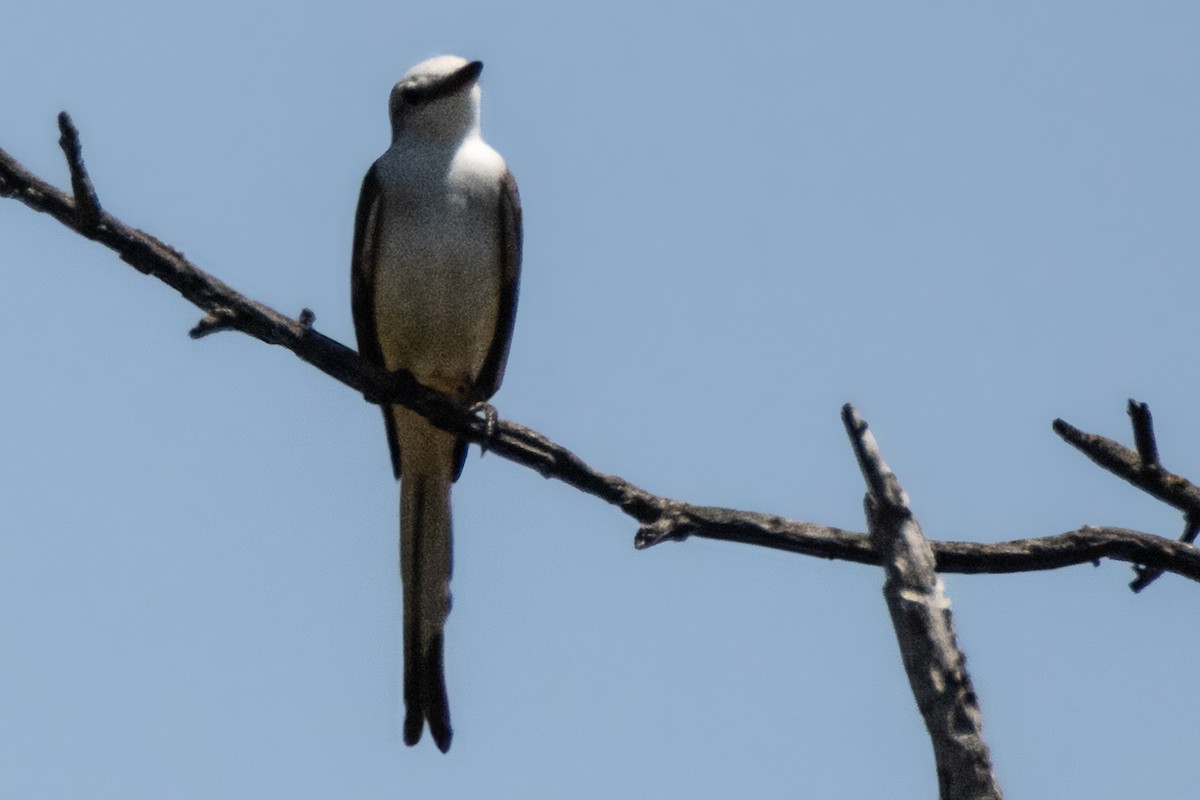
top-left (400, 86), bottom-right (422, 105)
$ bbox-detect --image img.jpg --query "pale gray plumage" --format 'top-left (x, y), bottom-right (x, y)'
top-left (351, 55), bottom-right (521, 753)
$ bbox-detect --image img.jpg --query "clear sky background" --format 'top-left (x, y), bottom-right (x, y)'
top-left (2, 2), bottom-right (1199, 797)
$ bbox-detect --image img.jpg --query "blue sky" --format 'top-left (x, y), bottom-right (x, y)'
top-left (3, 2), bottom-right (1200, 797)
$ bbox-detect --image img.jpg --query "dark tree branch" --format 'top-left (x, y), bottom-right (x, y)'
top-left (844, 405), bottom-right (1001, 800)
top-left (1128, 400), bottom-right (1160, 468)
top-left (1054, 401), bottom-right (1200, 591)
top-left (4, 116), bottom-right (1200, 592)
top-left (55, 112), bottom-right (101, 225)
top-left (1132, 515), bottom-right (1200, 593)
top-left (1052, 412), bottom-right (1200, 514)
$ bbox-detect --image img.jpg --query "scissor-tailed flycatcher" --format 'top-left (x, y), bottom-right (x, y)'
top-left (351, 55), bottom-right (521, 753)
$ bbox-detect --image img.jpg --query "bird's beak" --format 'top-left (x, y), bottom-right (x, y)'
top-left (443, 60), bottom-right (483, 94)
top-left (402, 60), bottom-right (484, 106)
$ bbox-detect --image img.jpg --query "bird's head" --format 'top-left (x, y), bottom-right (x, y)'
top-left (389, 56), bottom-right (484, 144)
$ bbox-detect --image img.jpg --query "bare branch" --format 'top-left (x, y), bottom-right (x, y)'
top-left (1052, 414), bottom-right (1200, 514)
top-left (1128, 399), bottom-right (1160, 468)
top-left (56, 112), bottom-right (101, 225)
top-left (189, 307), bottom-right (239, 339)
top-left (1121, 399), bottom-right (1200, 591)
top-left (1054, 403), bottom-right (1200, 591)
top-left (844, 406), bottom-right (1002, 800)
top-left (3, 118), bottom-right (1200, 590)
top-left (1131, 515), bottom-right (1200, 592)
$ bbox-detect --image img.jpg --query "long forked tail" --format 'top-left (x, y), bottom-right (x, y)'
top-left (396, 407), bottom-right (456, 753)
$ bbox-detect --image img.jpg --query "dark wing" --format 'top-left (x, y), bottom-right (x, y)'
top-left (351, 163), bottom-right (403, 479)
top-left (471, 169), bottom-right (523, 403)
top-left (453, 170), bottom-right (521, 481)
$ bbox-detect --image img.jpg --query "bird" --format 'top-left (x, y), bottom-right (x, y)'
top-left (351, 55), bottom-right (521, 753)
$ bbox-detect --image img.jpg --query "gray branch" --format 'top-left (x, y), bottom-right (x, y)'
top-left (1054, 400), bottom-right (1200, 591)
top-left (845, 406), bottom-right (1002, 800)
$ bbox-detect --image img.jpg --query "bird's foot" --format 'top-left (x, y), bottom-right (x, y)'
top-left (470, 401), bottom-right (500, 454)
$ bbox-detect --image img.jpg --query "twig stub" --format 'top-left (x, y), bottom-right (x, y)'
top-left (1128, 399), bottom-right (1160, 468)
top-left (56, 112), bottom-right (102, 225)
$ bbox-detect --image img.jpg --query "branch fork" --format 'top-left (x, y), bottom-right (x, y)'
top-left (1054, 399), bottom-right (1200, 591)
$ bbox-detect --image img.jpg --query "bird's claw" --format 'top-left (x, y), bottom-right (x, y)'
top-left (470, 401), bottom-right (499, 454)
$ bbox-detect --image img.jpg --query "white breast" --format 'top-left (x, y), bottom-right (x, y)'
top-left (372, 137), bottom-right (508, 399)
